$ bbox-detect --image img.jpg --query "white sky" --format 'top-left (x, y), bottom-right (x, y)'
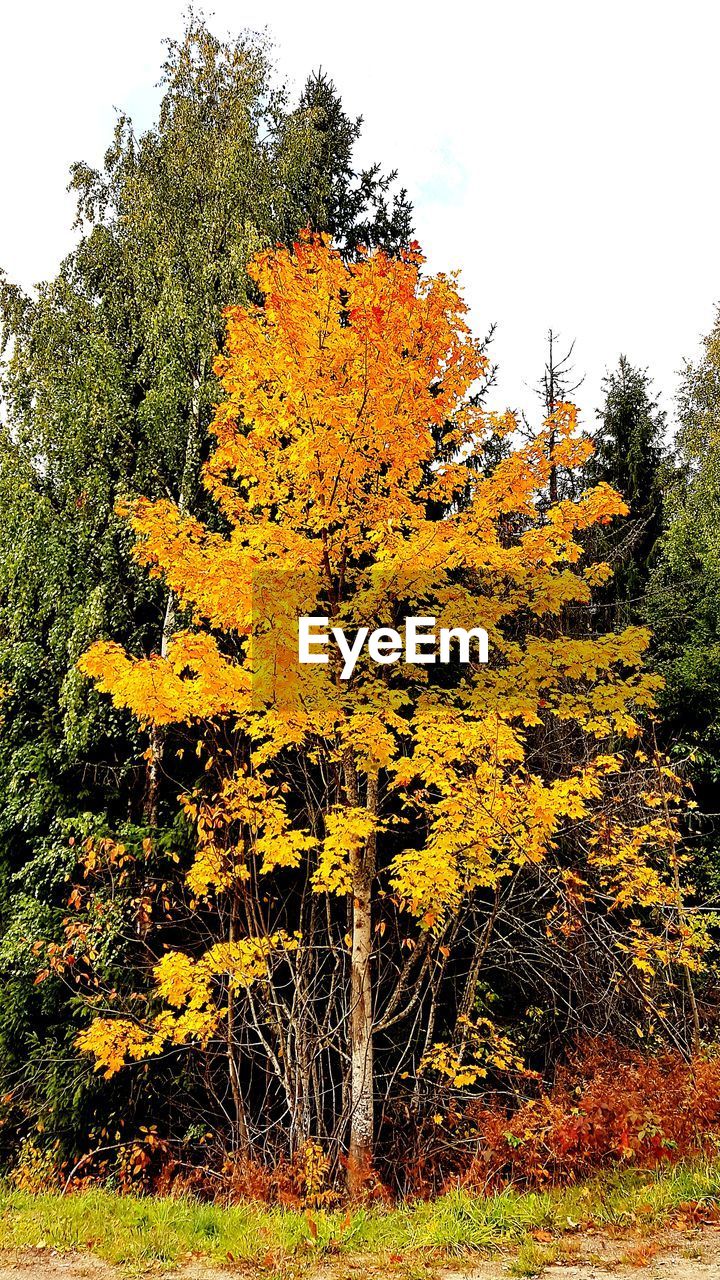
top-left (2, 0), bottom-right (718, 429)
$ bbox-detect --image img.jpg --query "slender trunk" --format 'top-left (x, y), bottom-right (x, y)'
top-left (548, 440), bottom-right (558, 505)
top-left (179, 364), bottom-right (205, 518)
top-left (144, 591), bottom-right (176, 826)
top-left (345, 754), bottom-right (377, 1195)
top-left (227, 890), bottom-right (250, 1152)
top-left (545, 329), bottom-right (560, 506)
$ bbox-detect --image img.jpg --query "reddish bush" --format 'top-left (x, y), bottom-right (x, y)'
top-left (460, 1037), bottom-right (720, 1191)
top-left (160, 1141), bottom-right (340, 1208)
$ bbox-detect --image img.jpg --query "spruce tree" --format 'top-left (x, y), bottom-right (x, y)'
top-left (589, 356), bottom-right (665, 617)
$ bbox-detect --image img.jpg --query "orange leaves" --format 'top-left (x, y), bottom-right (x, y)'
top-left (183, 772), bottom-right (315, 897)
top-left (208, 232), bottom-right (488, 541)
top-left (461, 1038), bottom-right (720, 1190)
top-left (117, 497), bottom-right (257, 634)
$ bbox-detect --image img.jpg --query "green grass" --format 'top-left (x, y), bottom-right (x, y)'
top-left (1, 1161), bottom-right (720, 1273)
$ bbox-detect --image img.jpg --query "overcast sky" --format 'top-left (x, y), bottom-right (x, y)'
top-left (2, 0), bottom-right (718, 429)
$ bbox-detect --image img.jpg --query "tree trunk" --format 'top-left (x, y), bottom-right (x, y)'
top-left (144, 590), bottom-right (176, 825)
top-left (345, 755), bottom-right (377, 1195)
top-left (227, 890), bottom-right (250, 1152)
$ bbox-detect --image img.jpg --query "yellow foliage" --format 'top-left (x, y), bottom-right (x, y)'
top-left (313, 807), bottom-right (376, 894)
top-left (76, 932), bottom-right (296, 1077)
top-left (421, 1017), bottom-right (525, 1088)
top-left (75, 233), bottom-right (700, 1080)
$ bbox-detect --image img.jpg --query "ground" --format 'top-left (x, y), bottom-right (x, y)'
top-left (3, 1224), bottom-right (720, 1278)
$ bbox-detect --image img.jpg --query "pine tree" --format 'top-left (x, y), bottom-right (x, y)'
top-left (647, 316), bottom-right (720, 884)
top-left (589, 356), bottom-right (665, 617)
top-left (274, 69), bottom-right (413, 256)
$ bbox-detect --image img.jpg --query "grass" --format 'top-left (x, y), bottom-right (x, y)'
top-left (1, 1160), bottom-right (720, 1274)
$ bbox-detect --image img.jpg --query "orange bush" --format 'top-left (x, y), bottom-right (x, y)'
top-left (56, 1039), bottom-right (720, 1203)
top-left (155, 1144), bottom-right (340, 1208)
top-left (460, 1037), bottom-right (720, 1190)
top-left (49, 1038), bottom-right (720, 1202)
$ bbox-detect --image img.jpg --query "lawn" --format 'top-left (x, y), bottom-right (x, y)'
top-left (1, 1161), bottom-right (720, 1274)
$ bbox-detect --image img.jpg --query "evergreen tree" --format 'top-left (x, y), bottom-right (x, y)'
top-left (589, 356), bottom-right (665, 617)
top-left (647, 317), bottom-right (720, 884)
top-left (274, 69), bottom-right (412, 255)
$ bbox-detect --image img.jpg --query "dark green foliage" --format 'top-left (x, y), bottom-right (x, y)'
top-left (646, 319), bottom-right (720, 885)
top-left (588, 356), bottom-right (666, 620)
top-left (273, 69), bottom-right (413, 256)
top-left (0, 14), bottom-right (412, 1163)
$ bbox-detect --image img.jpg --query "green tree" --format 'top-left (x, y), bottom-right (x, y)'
top-left (0, 14), bottom-right (412, 1162)
top-left (273, 69), bottom-right (412, 255)
top-left (647, 317), bottom-right (720, 864)
top-left (589, 356), bottom-right (665, 619)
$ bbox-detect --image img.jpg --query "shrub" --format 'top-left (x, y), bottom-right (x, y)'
top-left (460, 1037), bottom-right (720, 1190)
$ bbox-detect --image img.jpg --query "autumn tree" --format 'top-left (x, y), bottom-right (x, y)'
top-left (76, 235), bottom-right (700, 1194)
